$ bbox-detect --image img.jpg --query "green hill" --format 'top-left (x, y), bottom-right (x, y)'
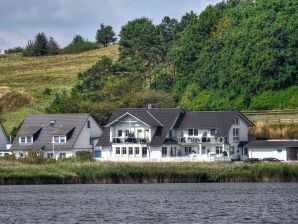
top-left (0, 45), bottom-right (119, 133)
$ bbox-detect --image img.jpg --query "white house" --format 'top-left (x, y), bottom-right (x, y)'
top-left (96, 108), bottom-right (254, 161)
top-left (10, 114), bottom-right (102, 159)
top-left (0, 122), bottom-right (10, 157)
top-left (243, 140), bottom-right (298, 161)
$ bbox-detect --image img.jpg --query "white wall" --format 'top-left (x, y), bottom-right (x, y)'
top-left (248, 148), bottom-right (287, 161)
top-left (0, 124), bottom-right (8, 151)
top-left (73, 115), bottom-right (102, 150)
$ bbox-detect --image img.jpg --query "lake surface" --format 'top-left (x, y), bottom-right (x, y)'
top-left (0, 183), bottom-right (297, 224)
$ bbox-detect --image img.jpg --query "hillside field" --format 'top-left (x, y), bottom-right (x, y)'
top-left (0, 45), bottom-right (119, 133)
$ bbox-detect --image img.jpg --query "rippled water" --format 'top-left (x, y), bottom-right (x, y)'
top-left (0, 183), bottom-right (297, 224)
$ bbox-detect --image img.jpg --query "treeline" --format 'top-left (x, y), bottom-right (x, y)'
top-left (5, 23), bottom-right (117, 56)
top-left (47, 0), bottom-right (298, 124)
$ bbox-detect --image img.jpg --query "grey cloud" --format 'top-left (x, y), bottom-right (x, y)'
top-left (0, 0), bottom-right (220, 51)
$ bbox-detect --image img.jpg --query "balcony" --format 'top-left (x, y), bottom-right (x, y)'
top-left (177, 137), bottom-right (224, 145)
top-left (112, 137), bottom-right (148, 144)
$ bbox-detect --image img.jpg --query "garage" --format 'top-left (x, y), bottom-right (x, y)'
top-left (244, 140), bottom-right (298, 161)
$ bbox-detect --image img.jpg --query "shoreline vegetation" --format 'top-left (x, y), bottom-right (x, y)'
top-left (0, 160), bottom-right (298, 185)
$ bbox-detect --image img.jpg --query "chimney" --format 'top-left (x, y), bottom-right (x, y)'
top-left (148, 104), bottom-right (152, 109)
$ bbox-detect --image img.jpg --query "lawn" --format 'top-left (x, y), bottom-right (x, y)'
top-left (0, 45), bottom-right (119, 133)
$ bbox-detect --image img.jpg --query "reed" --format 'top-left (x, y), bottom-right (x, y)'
top-left (0, 160), bottom-right (298, 184)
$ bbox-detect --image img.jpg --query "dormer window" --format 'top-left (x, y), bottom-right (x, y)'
top-left (211, 129), bottom-right (217, 136)
top-left (53, 135), bottom-right (67, 144)
top-left (234, 117), bottom-right (239, 125)
top-left (87, 120), bottom-right (91, 128)
top-left (19, 136), bottom-right (33, 144)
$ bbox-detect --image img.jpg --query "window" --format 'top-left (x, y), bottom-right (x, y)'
top-left (244, 148), bottom-right (248, 156)
top-left (211, 129), bottom-right (216, 136)
top-left (216, 147), bottom-right (220, 154)
top-left (19, 136), bottom-right (33, 144)
top-left (122, 147), bottom-right (127, 155)
top-left (233, 128), bottom-right (239, 143)
top-left (47, 153), bottom-right (53, 159)
top-left (188, 129), bottom-right (193, 136)
top-left (129, 147), bottom-right (133, 155)
top-left (118, 130), bottom-right (122, 137)
top-left (142, 147), bottom-right (147, 157)
top-left (234, 117), bottom-right (239, 125)
top-left (137, 130), bottom-right (142, 138)
top-left (59, 153), bottom-right (66, 159)
top-left (201, 147), bottom-right (206, 155)
top-left (87, 120), bottom-right (91, 128)
top-left (145, 130), bottom-right (149, 139)
top-left (194, 129), bottom-right (198, 136)
top-left (185, 147), bottom-right (192, 155)
top-left (135, 147), bottom-right (139, 155)
top-left (53, 136), bottom-right (67, 144)
top-left (116, 147), bottom-right (120, 154)
top-left (277, 148), bottom-right (282, 153)
top-left (125, 130), bottom-right (129, 137)
top-left (162, 147), bottom-right (167, 157)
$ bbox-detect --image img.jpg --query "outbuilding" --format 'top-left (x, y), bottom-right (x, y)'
top-left (244, 140), bottom-right (298, 161)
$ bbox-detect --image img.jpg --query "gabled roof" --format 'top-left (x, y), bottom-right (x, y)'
top-left (0, 122), bottom-right (8, 141)
top-left (174, 111), bottom-right (253, 137)
top-left (11, 114), bottom-right (91, 151)
top-left (243, 140), bottom-right (298, 148)
top-left (97, 108), bottom-right (182, 147)
top-left (105, 110), bottom-right (163, 127)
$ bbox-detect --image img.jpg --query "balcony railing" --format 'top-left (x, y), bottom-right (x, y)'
top-left (177, 137), bottom-right (224, 144)
top-left (112, 137), bottom-right (148, 144)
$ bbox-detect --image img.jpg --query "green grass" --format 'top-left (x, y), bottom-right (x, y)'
top-left (0, 45), bottom-right (119, 133)
top-left (0, 160), bottom-right (298, 184)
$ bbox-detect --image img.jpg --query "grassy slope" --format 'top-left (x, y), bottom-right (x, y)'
top-left (0, 45), bottom-right (119, 133)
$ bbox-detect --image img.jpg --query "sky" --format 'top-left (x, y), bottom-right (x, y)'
top-left (0, 0), bottom-right (221, 51)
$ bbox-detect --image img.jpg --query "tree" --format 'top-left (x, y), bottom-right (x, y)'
top-left (119, 18), bottom-right (160, 71)
top-left (34, 32), bottom-right (48, 56)
top-left (96, 23), bottom-right (117, 46)
top-left (72, 35), bottom-right (85, 44)
top-left (47, 37), bottom-right (60, 55)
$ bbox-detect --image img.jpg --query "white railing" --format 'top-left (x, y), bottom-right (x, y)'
top-left (177, 137), bottom-right (224, 144)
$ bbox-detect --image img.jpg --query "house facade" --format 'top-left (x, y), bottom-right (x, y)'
top-left (11, 114), bottom-right (102, 159)
top-left (0, 122), bottom-right (9, 157)
top-left (96, 108), bottom-right (254, 161)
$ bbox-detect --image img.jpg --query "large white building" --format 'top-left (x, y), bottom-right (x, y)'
top-left (10, 114), bottom-right (102, 159)
top-left (96, 108), bottom-right (254, 161)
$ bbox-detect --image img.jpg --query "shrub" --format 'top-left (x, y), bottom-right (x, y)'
top-left (0, 91), bottom-right (32, 112)
top-left (76, 151), bottom-right (93, 162)
top-left (23, 149), bottom-right (46, 164)
top-left (60, 41), bottom-right (99, 54)
top-left (4, 46), bottom-right (23, 54)
top-left (2, 153), bottom-right (16, 161)
top-left (43, 87), bottom-right (52, 95)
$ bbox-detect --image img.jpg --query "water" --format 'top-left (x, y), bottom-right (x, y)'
top-left (0, 183), bottom-right (297, 224)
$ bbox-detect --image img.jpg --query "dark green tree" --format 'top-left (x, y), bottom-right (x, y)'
top-left (34, 32), bottom-right (48, 56)
top-left (96, 23), bottom-right (117, 46)
top-left (47, 37), bottom-right (60, 55)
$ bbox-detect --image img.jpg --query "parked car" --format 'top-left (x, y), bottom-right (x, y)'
top-left (244, 158), bottom-right (261, 163)
top-left (262, 157), bottom-right (280, 162)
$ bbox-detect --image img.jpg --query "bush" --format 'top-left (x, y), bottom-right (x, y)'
top-left (4, 46), bottom-right (23, 54)
top-left (2, 153), bottom-right (16, 161)
top-left (76, 151), bottom-right (93, 162)
top-left (0, 91), bottom-right (32, 112)
top-left (43, 87), bottom-right (52, 95)
top-left (23, 149), bottom-right (46, 164)
top-left (60, 41), bottom-right (99, 54)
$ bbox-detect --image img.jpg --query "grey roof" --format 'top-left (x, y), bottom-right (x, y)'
top-left (97, 108), bottom-right (182, 147)
top-left (0, 122), bottom-right (8, 141)
top-left (175, 111), bottom-right (253, 137)
top-left (11, 114), bottom-right (90, 151)
top-left (244, 140), bottom-right (298, 148)
top-left (19, 126), bottom-right (42, 135)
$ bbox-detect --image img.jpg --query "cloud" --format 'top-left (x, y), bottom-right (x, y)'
top-left (0, 0), bottom-right (220, 51)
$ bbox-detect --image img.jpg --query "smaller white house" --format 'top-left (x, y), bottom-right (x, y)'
top-left (0, 122), bottom-right (10, 157)
top-left (10, 114), bottom-right (102, 159)
top-left (244, 140), bottom-right (298, 161)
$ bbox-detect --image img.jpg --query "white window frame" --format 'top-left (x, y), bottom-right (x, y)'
top-left (162, 147), bottom-right (167, 157)
top-left (233, 128), bottom-right (239, 143)
top-left (19, 136), bottom-right (33, 144)
top-left (52, 135), bottom-right (67, 144)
